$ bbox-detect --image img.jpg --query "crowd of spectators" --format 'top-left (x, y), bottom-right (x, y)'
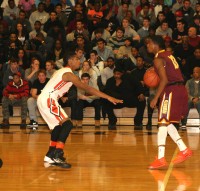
top-left (1, 0), bottom-right (200, 129)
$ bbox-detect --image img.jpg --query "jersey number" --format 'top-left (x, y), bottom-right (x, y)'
top-left (168, 55), bottom-right (179, 69)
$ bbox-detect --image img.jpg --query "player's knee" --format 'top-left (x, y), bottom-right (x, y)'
top-left (58, 120), bottom-right (73, 143)
top-left (62, 120), bottom-right (73, 131)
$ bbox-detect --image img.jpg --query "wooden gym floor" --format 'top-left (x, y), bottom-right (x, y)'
top-left (0, 125), bottom-right (200, 191)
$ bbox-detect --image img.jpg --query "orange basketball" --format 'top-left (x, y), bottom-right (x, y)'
top-left (143, 67), bottom-right (160, 88)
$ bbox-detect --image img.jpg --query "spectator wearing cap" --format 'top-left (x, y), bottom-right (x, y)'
top-left (1, 72), bottom-right (29, 129)
top-left (172, 19), bottom-right (188, 44)
top-left (178, 0), bottom-right (194, 25)
top-left (172, 0), bottom-right (183, 14)
top-left (93, 38), bottom-right (114, 61)
top-left (164, 35), bottom-right (172, 48)
top-left (155, 20), bottom-right (172, 38)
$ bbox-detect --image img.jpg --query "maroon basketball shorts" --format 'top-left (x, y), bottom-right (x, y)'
top-left (158, 85), bottom-right (188, 125)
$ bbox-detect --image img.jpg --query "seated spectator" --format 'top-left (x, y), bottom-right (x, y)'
top-left (136, 2), bottom-right (156, 27)
top-left (66, 19), bottom-right (90, 42)
top-left (172, 0), bottom-right (183, 14)
top-left (1, 72), bottom-right (29, 128)
top-left (178, 0), bottom-right (194, 25)
top-left (153, 11), bottom-right (166, 30)
top-left (29, 20), bottom-right (47, 40)
top-left (181, 67), bottom-right (200, 129)
top-left (3, 58), bottom-right (25, 87)
top-left (29, 2), bottom-right (49, 29)
top-left (116, 37), bottom-right (132, 60)
top-left (58, 85), bottom-right (77, 127)
top-left (172, 19), bottom-right (187, 44)
top-left (45, 60), bottom-right (56, 78)
top-left (17, 49), bottom-right (29, 70)
top-left (27, 69), bottom-right (49, 129)
top-left (75, 73), bottom-right (101, 127)
top-left (54, 3), bottom-right (68, 27)
top-left (3, 0), bottom-right (19, 26)
top-left (44, 0), bottom-right (54, 13)
top-left (100, 56), bottom-right (115, 89)
top-left (189, 15), bottom-right (200, 35)
top-left (108, 27), bottom-right (126, 56)
top-left (112, 17), bottom-right (140, 42)
top-left (126, 10), bottom-right (139, 31)
top-left (75, 47), bottom-right (86, 66)
top-left (155, 20), bottom-right (172, 38)
top-left (103, 67), bottom-right (146, 130)
top-left (93, 38), bottom-right (114, 61)
top-left (47, 39), bottom-right (65, 61)
top-left (188, 27), bottom-right (200, 48)
top-left (91, 28), bottom-right (111, 47)
top-left (18, 0), bottom-right (36, 17)
top-left (87, 2), bottom-right (104, 34)
top-left (78, 60), bottom-right (99, 86)
top-left (25, 57), bottom-right (40, 87)
top-left (186, 46), bottom-right (200, 77)
top-left (43, 11), bottom-right (64, 33)
top-left (88, 50), bottom-right (104, 74)
top-left (128, 46), bottom-right (139, 67)
top-left (137, 17), bottom-right (150, 43)
top-left (117, 2), bottom-right (129, 24)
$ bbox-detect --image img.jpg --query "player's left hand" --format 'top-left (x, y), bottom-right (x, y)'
top-left (107, 97), bottom-right (123, 105)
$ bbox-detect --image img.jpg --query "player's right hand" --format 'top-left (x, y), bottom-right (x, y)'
top-left (108, 97), bottom-right (123, 105)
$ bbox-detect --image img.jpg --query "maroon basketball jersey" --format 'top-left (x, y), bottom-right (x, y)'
top-left (154, 50), bottom-right (183, 83)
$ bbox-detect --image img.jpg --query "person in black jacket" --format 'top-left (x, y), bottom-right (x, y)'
top-left (103, 67), bottom-right (146, 130)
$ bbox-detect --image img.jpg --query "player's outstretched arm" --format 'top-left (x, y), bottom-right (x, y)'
top-left (62, 72), bottom-right (123, 105)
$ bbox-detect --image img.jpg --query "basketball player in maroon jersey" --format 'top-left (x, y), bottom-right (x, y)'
top-left (147, 36), bottom-right (192, 170)
top-left (37, 54), bottom-right (123, 168)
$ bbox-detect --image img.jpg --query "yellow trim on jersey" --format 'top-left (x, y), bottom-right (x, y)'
top-left (155, 49), bottom-right (165, 58)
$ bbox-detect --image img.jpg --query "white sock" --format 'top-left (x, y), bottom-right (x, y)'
top-left (157, 126), bottom-right (168, 159)
top-left (167, 124), bottom-right (187, 151)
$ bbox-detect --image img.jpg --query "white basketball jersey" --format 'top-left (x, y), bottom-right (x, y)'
top-left (41, 67), bottom-right (73, 99)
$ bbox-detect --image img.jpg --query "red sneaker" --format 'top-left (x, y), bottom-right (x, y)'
top-left (172, 148), bottom-right (193, 165)
top-left (148, 157), bottom-right (168, 170)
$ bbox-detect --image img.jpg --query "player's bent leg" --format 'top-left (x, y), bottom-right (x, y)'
top-left (51, 120), bottom-right (74, 168)
top-left (44, 125), bottom-right (62, 163)
top-left (167, 123), bottom-right (193, 164)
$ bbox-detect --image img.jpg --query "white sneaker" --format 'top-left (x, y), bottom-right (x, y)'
top-left (44, 156), bottom-right (55, 163)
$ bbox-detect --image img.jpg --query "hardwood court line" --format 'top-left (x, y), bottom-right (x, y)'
top-left (160, 148), bottom-right (178, 191)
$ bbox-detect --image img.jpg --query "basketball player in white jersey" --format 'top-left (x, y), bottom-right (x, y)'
top-left (37, 54), bottom-right (123, 168)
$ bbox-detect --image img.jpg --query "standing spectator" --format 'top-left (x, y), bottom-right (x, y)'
top-left (1, 72), bottom-right (29, 128)
top-left (27, 69), bottom-right (49, 129)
